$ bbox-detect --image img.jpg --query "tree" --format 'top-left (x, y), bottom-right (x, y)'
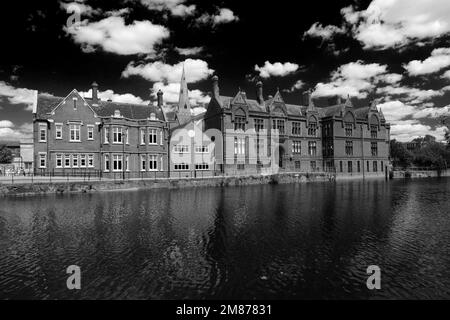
top-left (412, 142), bottom-right (450, 169)
top-left (390, 140), bottom-right (413, 168)
top-left (0, 145), bottom-right (13, 164)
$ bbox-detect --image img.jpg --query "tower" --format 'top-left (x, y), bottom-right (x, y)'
top-left (177, 64), bottom-right (191, 125)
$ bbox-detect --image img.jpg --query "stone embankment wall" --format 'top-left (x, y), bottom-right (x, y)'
top-left (0, 172), bottom-right (336, 196)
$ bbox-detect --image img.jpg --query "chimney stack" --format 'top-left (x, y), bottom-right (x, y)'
top-left (337, 96), bottom-right (343, 104)
top-left (302, 90), bottom-right (311, 106)
top-left (212, 75), bottom-right (220, 100)
top-left (92, 82), bottom-right (98, 104)
top-left (256, 81), bottom-right (264, 105)
top-left (157, 89), bottom-right (163, 107)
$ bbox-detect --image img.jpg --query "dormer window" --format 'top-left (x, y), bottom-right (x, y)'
top-left (150, 113), bottom-right (156, 120)
top-left (114, 110), bottom-right (121, 118)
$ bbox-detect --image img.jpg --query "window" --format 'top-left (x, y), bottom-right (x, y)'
top-left (345, 141), bottom-right (353, 156)
top-left (140, 154), bottom-right (146, 171)
top-left (237, 163), bottom-right (245, 170)
top-left (345, 122), bottom-right (353, 136)
top-left (104, 154), bottom-right (110, 172)
top-left (174, 163), bottom-right (189, 170)
top-left (234, 137), bottom-right (246, 155)
top-left (234, 116), bottom-right (246, 131)
top-left (125, 128), bottom-right (129, 144)
top-left (113, 154), bottom-right (123, 171)
top-left (339, 161), bottom-right (343, 172)
top-left (140, 128), bottom-right (146, 145)
top-left (371, 142), bottom-right (378, 156)
top-left (371, 125), bottom-right (378, 139)
top-left (125, 155), bottom-right (129, 171)
top-left (373, 161), bottom-right (378, 172)
top-left (148, 155), bottom-right (158, 171)
top-left (87, 126), bottom-right (94, 140)
top-left (39, 153), bottom-right (46, 168)
top-left (160, 155), bottom-right (164, 171)
top-left (272, 119), bottom-right (285, 134)
top-left (39, 124), bottom-right (47, 142)
top-left (113, 127), bottom-right (123, 144)
top-left (88, 154), bottom-right (94, 167)
top-left (308, 122), bottom-right (317, 136)
top-left (56, 154), bottom-right (62, 168)
top-left (381, 161), bottom-right (384, 172)
top-left (292, 141), bottom-right (301, 154)
top-left (64, 154), bottom-right (70, 168)
top-left (308, 141), bottom-right (317, 156)
top-left (73, 98), bottom-right (77, 110)
top-left (104, 127), bottom-right (109, 144)
top-left (324, 140), bottom-right (334, 157)
top-left (367, 161), bottom-right (370, 172)
top-left (254, 118), bottom-right (264, 132)
top-left (72, 154), bottom-right (79, 167)
top-left (69, 124), bottom-right (81, 142)
top-left (55, 124), bottom-right (62, 139)
top-left (295, 161), bottom-right (301, 169)
top-left (80, 154), bottom-right (86, 167)
top-left (348, 161), bottom-right (353, 173)
top-left (310, 161), bottom-right (317, 171)
top-left (323, 123), bottom-right (332, 137)
top-left (160, 129), bottom-right (164, 145)
top-left (195, 163), bottom-right (209, 170)
top-left (357, 161), bottom-right (361, 173)
top-left (195, 145), bottom-right (209, 153)
top-left (292, 122), bottom-right (301, 135)
top-left (148, 129), bottom-right (157, 144)
top-left (174, 145), bottom-right (189, 153)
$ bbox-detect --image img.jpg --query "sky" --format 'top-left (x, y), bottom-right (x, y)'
top-left (1, 0), bottom-right (450, 142)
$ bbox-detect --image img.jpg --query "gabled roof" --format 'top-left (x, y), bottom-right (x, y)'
top-left (35, 91), bottom-right (165, 121)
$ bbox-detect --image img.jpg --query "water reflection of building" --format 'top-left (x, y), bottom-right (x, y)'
top-left (33, 72), bottom-right (390, 178)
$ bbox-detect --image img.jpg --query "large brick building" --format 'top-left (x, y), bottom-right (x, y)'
top-left (33, 73), bottom-right (390, 178)
top-left (33, 83), bottom-right (168, 178)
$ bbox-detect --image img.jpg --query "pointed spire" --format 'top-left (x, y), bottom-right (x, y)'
top-left (177, 63), bottom-right (192, 125)
top-left (344, 94), bottom-right (353, 108)
top-left (178, 63), bottom-right (190, 111)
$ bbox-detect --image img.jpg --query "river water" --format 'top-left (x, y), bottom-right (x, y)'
top-left (1, 178), bottom-right (450, 299)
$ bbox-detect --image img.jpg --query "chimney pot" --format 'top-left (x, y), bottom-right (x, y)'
top-left (157, 89), bottom-right (163, 107)
top-left (256, 81), bottom-right (264, 105)
top-left (92, 82), bottom-right (99, 104)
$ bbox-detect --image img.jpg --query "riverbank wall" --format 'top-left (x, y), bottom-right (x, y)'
top-left (392, 169), bottom-right (450, 179)
top-left (0, 172), bottom-right (336, 196)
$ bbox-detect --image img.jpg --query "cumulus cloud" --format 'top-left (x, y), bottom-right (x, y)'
top-left (140, 0), bottom-right (196, 17)
top-left (254, 61), bottom-right (299, 78)
top-left (152, 82), bottom-right (210, 106)
top-left (390, 120), bottom-right (447, 142)
top-left (283, 80), bottom-right (305, 93)
top-left (80, 89), bottom-right (148, 105)
top-left (0, 81), bottom-right (37, 110)
top-left (404, 48), bottom-right (450, 76)
top-left (60, 1), bottom-right (101, 17)
top-left (376, 85), bottom-right (446, 104)
top-left (64, 15), bottom-right (169, 55)
top-left (441, 70), bottom-right (450, 80)
top-left (312, 61), bottom-right (395, 98)
top-left (175, 46), bottom-right (204, 56)
top-left (196, 8), bottom-right (239, 26)
top-left (122, 58), bottom-right (214, 83)
top-left (303, 22), bottom-right (346, 40)
top-left (0, 122), bottom-right (33, 141)
top-left (306, 0), bottom-right (450, 50)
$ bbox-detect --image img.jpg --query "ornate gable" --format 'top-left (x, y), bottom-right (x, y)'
top-left (268, 90), bottom-right (287, 116)
top-left (231, 91), bottom-right (247, 105)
